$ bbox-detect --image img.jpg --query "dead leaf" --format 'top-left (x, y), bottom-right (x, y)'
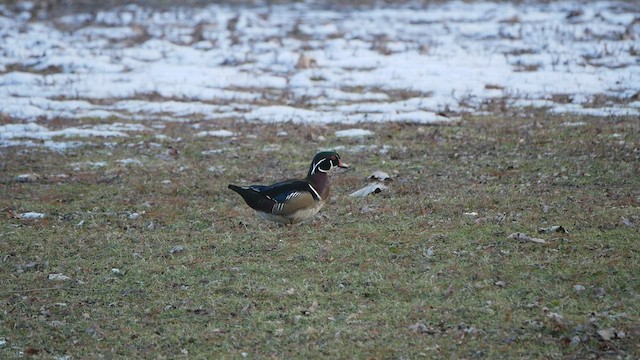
top-left (547, 312), bottom-right (566, 330)
top-left (15, 173), bottom-right (40, 183)
top-left (349, 183), bottom-right (388, 197)
top-left (16, 261), bottom-right (40, 272)
top-left (538, 225), bottom-right (568, 234)
top-left (508, 232), bottom-right (546, 244)
top-left (86, 323), bottom-right (104, 340)
top-left (442, 284), bottom-right (454, 299)
top-left (369, 171), bottom-right (391, 181)
top-left (597, 328), bottom-right (616, 341)
top-left (566, 9), bottom-right (584, 19)
top-left (409, 322), bottom-right (436, 335)
top-left (485, 84), bottom-right (505, 90)
top-left (304, 301), bottom-right (319, 315)
top-left (170, 245), bottom-right (185, 254)
top-left (570, 335), bottom-right (581, 345)
top-left (24, 347), bottom-right (40, 356)
top-left (621, 217), bottom-right (634, 227)
top-left (167, 146), bottom-right (179, 157)
top-left (426, 247), bottom-right (434, 257)
top-left (6, 209), bottom-right (20, 219)
top-left (48, 273), bottom-right (71, 281)
top-left (295, 53), bottom-right (316, 69)
top-left (284, 288), bottom-right (295, 295)
top-left (360, 205), bottom-right (378, 213)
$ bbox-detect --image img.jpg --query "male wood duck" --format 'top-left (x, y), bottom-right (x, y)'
top-left (228, 151), bottom-right (349, 224)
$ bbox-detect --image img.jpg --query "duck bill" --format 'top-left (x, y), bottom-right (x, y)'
top-left (337, 159), bottom-right (350, 168)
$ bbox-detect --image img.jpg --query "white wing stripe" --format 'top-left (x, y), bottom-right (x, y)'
top-left (272, 202), bottom-right (284, 214)
top-left (285, 191), bottom-right (301, 201)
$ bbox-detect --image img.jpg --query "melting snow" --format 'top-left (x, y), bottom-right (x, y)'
top-left (0, 122), bottom-right (148, 150)
top-left (335, 129), bottom-right (375, 138)
top-left (0, 123), bottom-right (138, 139)
top-left (196, 130), bottom-right (236, 137)
top-left (0, 0), bottom-right (637, 138)
top-left (116, 158), bottom-right (143, 165)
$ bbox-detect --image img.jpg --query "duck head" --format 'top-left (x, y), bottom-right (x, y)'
top-left (307, 151), bottom-right (349, 177)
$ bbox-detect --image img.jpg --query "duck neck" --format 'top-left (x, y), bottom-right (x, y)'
top-left (307, 171), bottom-right (330, 200)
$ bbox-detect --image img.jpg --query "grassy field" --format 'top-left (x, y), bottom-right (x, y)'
top-left (1, 114), bottom-right (639, 358)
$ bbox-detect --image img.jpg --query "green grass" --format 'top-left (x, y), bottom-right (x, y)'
top-left (1, 115), bottom-right (639, 358)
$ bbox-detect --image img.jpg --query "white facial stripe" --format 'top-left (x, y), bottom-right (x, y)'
top-left (312, 158), bottom-right (327, 175)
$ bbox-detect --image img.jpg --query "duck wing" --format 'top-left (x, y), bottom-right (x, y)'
top-left (228, 180), bottom-right (321, 215)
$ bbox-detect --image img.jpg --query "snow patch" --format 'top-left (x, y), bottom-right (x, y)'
top-left (196, 130), bottom-right (236, 137)
top-left (335, 129), bottom-right (374, 138)
top-left (20, 212), bottom-right (46, 219)
top-left (0, 0), bottom-right (637, 127)
top-left (117, 158), bottom-right (142, 165)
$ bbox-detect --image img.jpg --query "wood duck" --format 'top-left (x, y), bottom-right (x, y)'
top-left (228, 151), bottom-right (349, 224)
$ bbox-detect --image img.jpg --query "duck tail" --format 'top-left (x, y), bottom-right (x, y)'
top-left (228, 184), bottom-right (273, 213)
